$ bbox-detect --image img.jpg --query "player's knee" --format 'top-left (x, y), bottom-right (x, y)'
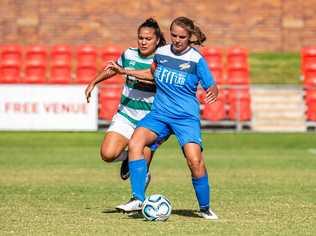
top-left (187, 157), bottom-right (203, 172)
top-left (100, 147), bottom-right (116, 163)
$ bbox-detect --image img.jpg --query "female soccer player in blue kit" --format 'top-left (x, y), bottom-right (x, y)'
top-left (106, 16), bottom-right (219, 220)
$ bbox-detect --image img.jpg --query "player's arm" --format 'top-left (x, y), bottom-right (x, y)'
top-left (85, 67), bottom-right (117, 103)
top-left (197, 57), bottom-right (218, 104)
top-left (105, 60), bottom-right (154, 81)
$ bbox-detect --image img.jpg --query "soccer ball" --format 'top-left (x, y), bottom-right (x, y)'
top-left (142, 194), bottom-right (172, 221)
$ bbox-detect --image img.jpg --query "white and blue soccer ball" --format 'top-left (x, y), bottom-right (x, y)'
top-left (142, 194), bottom-right (172, 221)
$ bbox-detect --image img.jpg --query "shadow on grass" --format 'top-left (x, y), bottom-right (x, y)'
top-left (172, 209), bottom-right (200, 218)
top-left (101, 208), bottom-right (144, 219)
top-left (125, 209), bottom-right (201, 221)
top-left (101, 208), bottom-right (200, 219)
top-left (126, 211), bottom-right (144, 219)
top-left (101, 208), bottom-right (119, 214)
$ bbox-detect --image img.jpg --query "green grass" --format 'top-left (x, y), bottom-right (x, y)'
top-left (0, 132), bottom-right (315, 235)
top-left (250, 53), bottom-right (301, 84)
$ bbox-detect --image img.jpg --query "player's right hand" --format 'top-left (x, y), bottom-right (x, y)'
top-left (104, 61), bottom-right (125, 74)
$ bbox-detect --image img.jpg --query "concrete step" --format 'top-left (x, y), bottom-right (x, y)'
top-left (250, 86), bottom-right (306, 132)
top-left (253, 110), bottom-right (305, 118)
top-left (253, 112), bottom-right (305, 119)
top-left (251, 103), bottom-right (305, 111)
top-left (251, 89), bottom-right (304, 97)
top-left (252, 119), bottom-right (306, 126)
top-left (251, 96), bottom-right (303, 103)
top-left (252, 125), bottom-right (306, 132)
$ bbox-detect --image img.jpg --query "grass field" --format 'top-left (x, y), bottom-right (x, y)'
top-left (250, 52), bottom-right (301, 85)
top-left (0, 132), bottom-right (315, 235)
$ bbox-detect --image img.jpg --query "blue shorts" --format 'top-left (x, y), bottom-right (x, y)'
top-left (148, 124), bottom-right (172, 152)
top-left (138, 111), bottom-right (202, 148)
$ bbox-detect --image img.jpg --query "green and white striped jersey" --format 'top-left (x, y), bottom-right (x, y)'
top-left (116, 47), bottom-right (156, 126)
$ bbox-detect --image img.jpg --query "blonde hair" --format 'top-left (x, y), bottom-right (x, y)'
top-left (170, 17), bottom-right (206, 45)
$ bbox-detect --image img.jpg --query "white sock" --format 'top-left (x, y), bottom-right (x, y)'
top-left (113, 150), bottom-right (128, 162)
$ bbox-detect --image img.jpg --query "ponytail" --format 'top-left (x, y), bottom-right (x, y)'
top-left (191, 25), bottom-right (206, 45)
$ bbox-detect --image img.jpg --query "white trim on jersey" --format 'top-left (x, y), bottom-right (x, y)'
top-left (156, 45), bottom-right (202, 63)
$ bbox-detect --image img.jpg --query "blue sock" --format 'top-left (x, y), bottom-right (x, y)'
top-left (192, 174), bottom-right (210, 210)
top-left (129, 158), bottom-right (147, 202)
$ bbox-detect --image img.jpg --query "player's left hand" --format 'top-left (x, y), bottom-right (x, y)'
top-left (205, 85), bottom-right (218, 104)
top-left (85, 82), bottom-right (95, 103)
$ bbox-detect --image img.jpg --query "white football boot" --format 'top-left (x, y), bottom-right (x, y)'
top-left (115, 197), bottom-right (143, 212)
top-left (116, 173), bottom-right (151, 213)
top-left (198, 208), bottom-right (219, 220)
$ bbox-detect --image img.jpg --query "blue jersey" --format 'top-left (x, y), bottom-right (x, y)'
top-left (152, 44), bottom-right (215, 120)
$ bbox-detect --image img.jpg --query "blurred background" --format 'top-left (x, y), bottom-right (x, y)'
top-left (1, 0), bottom-right (315, 51)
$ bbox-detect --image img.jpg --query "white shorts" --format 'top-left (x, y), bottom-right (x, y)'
top-left (107, 113), bottom-right (136, 140)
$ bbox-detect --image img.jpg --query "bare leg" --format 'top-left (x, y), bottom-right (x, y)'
top-left (100, 131), bottom-right (129, 162)
top-left (183, 143), bottom-right (207, 178)
top-left (183, 143), bottom-right (211, 213)
top-left (128, 127), bottom-right (157, 161)
top-left (143, 146), bottom-right (153, 165)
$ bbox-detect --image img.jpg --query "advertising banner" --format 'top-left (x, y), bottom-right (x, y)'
top-left (0, 85), bottom-right (98, 131)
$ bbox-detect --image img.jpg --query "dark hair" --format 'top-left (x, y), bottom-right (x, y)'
top-left (138, 18), bottom-right (166, 48)
top-left (170, 16), bottom-right (206, 45)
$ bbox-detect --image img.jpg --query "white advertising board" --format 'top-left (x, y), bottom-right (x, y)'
top-left (0, 85), bottom-right (98, 131)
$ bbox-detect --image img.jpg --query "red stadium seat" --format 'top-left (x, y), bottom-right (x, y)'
top-left (227, 88), bottom-right (250, 101)
top-left (227, 64), bottom-right (249, 85)
top-left (100, 45), bottom-right (124, 85)
top-left (303, 64), bottom-right (316, 87)
top-left (208, 64), bottom-right (225, 85)
top-left (202, 90), bottom-right (226, 121)
top-left (99, 86), bottom-right (122, 120)
top-left (228, 100), bottom-right (251, 121)
top-left (201, 47), bottom-right (223, 66)
top-left (0, 60), bottom-right (20, 83)
top-left (227, 88), bottom-right (251, 121)
top-left (306, 108), bottom-right (316, 121)
top-left (23, 61), bottom-right (47, 84)
top-left (305, 89), bottom-right (316, 121)
top-left (202, 100), bottom-right (226, 121)
top-left (227, 46), bottom-right (248, 67)
top-left (0, 45), bottom-right (23, 63)
top-left (75, 65), bottom-right (97, 84)
top-left (77, 45), bottom-right (97, 66)
top-left (301, 46), bottom-right (316, 74)
top-left (305, 89), bottom-right (316, 103)
top-left (49, 62), bottom-right (72, 84)
top-left (100, 45), bottom-right (122, 63)
top-left (25, 45), bottom-right (47, 64)
top-left (51, 45), bottom-right (72, 65)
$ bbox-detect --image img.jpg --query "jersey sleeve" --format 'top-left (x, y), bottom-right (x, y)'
top-left (197, 57), bottom-right (216, 90)
top-left (116, 51), bottom-right (125, 67)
